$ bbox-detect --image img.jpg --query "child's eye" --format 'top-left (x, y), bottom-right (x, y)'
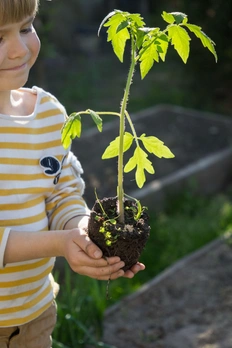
top-left (20, 26), bottom-right (33, 34)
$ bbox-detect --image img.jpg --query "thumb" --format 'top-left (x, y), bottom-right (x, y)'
top-left (77, 229), bottom-right (103, 259)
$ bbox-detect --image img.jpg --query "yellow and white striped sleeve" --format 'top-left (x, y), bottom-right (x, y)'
top-left (0, 227), bottom-right (11, 268)
top-left (46, 151), bottom-right (90, 230)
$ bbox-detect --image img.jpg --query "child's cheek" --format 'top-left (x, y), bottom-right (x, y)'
top-left (28, 33), bottom-right (40, 67)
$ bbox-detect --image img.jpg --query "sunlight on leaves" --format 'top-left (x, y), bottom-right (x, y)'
top-left (124, 147), bottom-right (155, 188)
top-left (102, 132), bottom-right (133, 159)
top-left (61, 113), bottom-right (81, 149)
top-left (104, 13), bottom-right (130, 62)
top-left (170, 12), bottom-right (187, 25)
top-left (61, 9), bottom-right (217, 197)
top-left (103, 11), bottom-right (145, 62)
top-left (162, 11), bottom-right (187, 25)
top-left (128, 13), bottom-right (145, 28)
top-left (157, 34), bottom-right (169, 62)
top-left (139, 30), bottom-right (169, 78)
top-left (162, 11), bottom-right (175, 24)
top-left (140, 134), bottom-right (175, 158)
top-left (140, 42), bottom-right (159, 79)
top-left (184, 23), bottom-right (217, 62)
top-left (167, 25), bottom-right (190, 63)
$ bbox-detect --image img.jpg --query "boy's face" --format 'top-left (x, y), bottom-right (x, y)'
top-left (0, 16), bottom-right (40, 91)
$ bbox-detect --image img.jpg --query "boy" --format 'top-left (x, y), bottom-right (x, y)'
top-left (0, 0), bottom-right (145, 347)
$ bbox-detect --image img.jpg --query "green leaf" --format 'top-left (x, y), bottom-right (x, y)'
top-left (140, 42), bottom-right (159, 79)
top-left (104, 13), bottom-right (130, 62)
top-left (103, 11), bottom-right (145, 62)
top-left (162, 11), bottom-right (187, 25)
top-left (124, 147), bottom-right (155, 188)
top-left (136, 29), bottom-right (146, 49)
top-left (88, 109), bottom-right (103, 132)
top-left (128, 13), bottom-right (145, 28)
top-left (139, 29), bottom-right (164, 79)
top-left (140, 134), bottom-right (175, 158)
top-left (167, 25), bottom-right (190, 63)
top-left (162, 11), bottom-right (175, 24)
top-left (108, 219), bottom-right (117, 225)
top-left (170, 12), bottom-right (187, 24)
top-left (157, 33), bottom-right (169, 61)
top-left (182, 16), bottom-right (188, 25)
top-left (116, 20), bottom-right (129, 33)
top-left (102, 132), bottom-right (133, 159)
top-left (184, 23), bottom-right (218, 62)
top-left (61, 113), bottom-right (82, 149)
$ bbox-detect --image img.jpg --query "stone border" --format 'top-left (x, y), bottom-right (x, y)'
top-left (105, 235), bottom-right (228, 317)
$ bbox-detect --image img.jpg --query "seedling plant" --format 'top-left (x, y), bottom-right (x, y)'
top-left (61, 10), bottom-right (217, 267)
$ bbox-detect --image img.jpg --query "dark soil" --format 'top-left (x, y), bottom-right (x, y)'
top-left (88, 197), bottom-right (150, 271)
top-left (103, 237), bottom-right (232, 348)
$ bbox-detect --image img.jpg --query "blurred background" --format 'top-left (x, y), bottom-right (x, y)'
top-left (30, 1), bottom-right (232, 347)
top-left (30, 0), bottom-right (232, 118)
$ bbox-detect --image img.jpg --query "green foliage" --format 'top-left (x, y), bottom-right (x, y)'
top-left (102, 132), bottom-right (174, 188)
top-left (61, 110), bottom-right (103, 149)
top-left (34, 1), bottom-right (230, 119)
top-left (102, 132), bottom-right (133, 159)
top-left (100, 11), bottom-right (145, 62)
top-left (124, 146), bottom-right (154, 189)
top-left (140, 191), bottom-right (228, 279)
top-left (61, 113), bottom-right (81, 149)
top-left (61, 9), bottom-right (217, 221)
top-left (89, 109), bottom-right (103, 133)
top-left (139, 134), bottom-right (174, 158)
top-left (124, 193), bottom-right (144, 221)
top-left (101, 10), bottom-right (217, 78)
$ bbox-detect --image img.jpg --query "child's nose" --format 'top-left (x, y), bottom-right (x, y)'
top-left (8, 35), bottom-right (29, 59)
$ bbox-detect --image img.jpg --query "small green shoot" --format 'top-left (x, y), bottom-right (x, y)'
top-left (98, 219), bottom-right (118, 246)
top-left (61, 9), bottom-right (217, 224)
top-left (124, 193), bottom-right (144, 221)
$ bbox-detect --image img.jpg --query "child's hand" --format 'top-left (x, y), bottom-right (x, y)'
top-left (63, 217), bottom-right (146, 279)
top-left (4, 226), bottom-right (145, 279)
top-left (123, 262), bottom-right (145, 279)
top-left (62, 228), bottom-right (125, 280)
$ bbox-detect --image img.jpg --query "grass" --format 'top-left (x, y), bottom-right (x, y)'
top-left (53, 187), bottom-right (232, 347)
top-left (53, 266), bottom-right (109, 348)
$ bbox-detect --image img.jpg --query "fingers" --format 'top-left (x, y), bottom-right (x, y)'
top-left (65, 228), bottom-right (145, 280)
top-left (72, 254), bottom-right (125, 280)
top-left (73, 248), bottom-right (121, 269)
top-left (123, 262), bottom-right (145, 278)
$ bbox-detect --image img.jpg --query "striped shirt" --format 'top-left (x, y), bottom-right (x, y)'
top-left (0, 86), bottom-right (89, 327)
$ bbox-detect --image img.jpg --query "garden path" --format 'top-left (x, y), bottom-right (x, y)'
top-left (103, 236), bottom-right (232, 348)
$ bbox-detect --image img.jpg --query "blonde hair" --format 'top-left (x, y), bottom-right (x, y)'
top-left (0, 0), bottom-right (39, 26)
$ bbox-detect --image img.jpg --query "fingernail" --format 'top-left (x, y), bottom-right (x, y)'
top-left (94, 250), bottom-right (102, 258)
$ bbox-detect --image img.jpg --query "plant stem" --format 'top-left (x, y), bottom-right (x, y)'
top-left (117, 37), bottom-right (137, 224)
top-left (125, 111), bottom-right (140, 147)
